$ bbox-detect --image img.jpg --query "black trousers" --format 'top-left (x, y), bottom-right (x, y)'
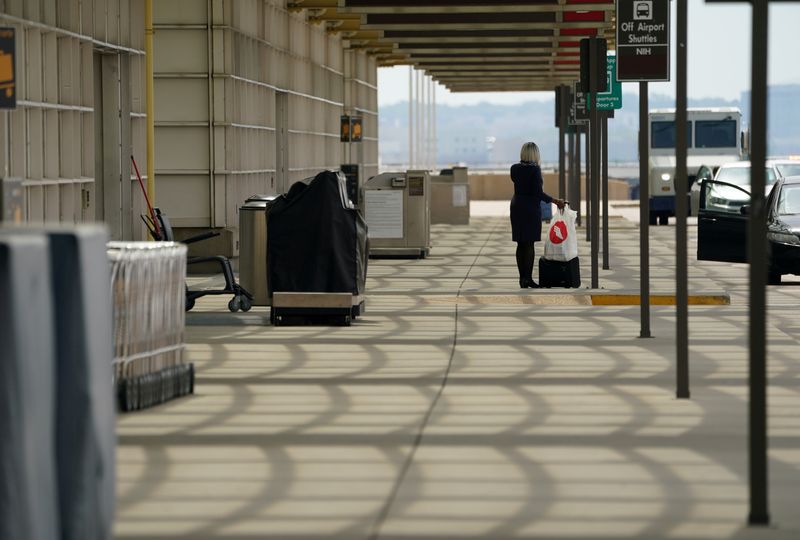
top-left (515, 241), bottom-right (535, 283)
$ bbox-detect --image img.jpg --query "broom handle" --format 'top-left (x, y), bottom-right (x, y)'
top-left (131, 155), bottom-right (161, 237)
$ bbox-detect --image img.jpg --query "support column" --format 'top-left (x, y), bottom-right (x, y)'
top-left (676, 0), bottom-right (690, 399)
top-left (408, 66), bottom-right (413, 169)
top-left (576, 128), bottom-right (582, 227)
top-left (748, 0), bottom-right (770, 526)
top-left (639, 82), bottom-right (651, 338)
top-left (585, 125), bottom-right (591, 241)
top-left (432, 79), bottom-right (437, 170)
top-left (568, 129), bottom-right (577, 212)
top-left (602, 113), bottom-right (610, 270)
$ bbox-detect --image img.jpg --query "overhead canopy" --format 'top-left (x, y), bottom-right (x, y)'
top-left (289, 0), bottom-right (616, 92)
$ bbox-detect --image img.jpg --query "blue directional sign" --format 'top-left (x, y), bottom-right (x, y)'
top-left (593, 55), bottom-right (622, 111)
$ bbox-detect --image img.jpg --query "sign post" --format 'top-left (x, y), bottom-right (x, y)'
top-left (616, 0), bottom-right (671, 340)
top-left (569, 83), bottom-right (588, 227)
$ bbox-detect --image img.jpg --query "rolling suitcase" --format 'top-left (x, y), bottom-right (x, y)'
top-left (539, 256), bottom-right (581, 288)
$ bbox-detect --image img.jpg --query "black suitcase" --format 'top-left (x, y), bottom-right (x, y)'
top-left (539, 257), bottom-right (581, 288)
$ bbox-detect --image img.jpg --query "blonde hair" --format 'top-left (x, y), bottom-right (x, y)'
top-left (520, 142), bottom-right (540, 164)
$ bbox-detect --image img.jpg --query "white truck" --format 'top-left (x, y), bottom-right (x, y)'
top-left (648, 108), bottom-right (746, 224)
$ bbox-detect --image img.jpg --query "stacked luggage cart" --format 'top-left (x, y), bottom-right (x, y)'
top-left (108, 242), bottom-right (194, 411)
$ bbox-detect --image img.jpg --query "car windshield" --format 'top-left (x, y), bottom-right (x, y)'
top-left (777, 185), bottom-right (800, 215)
top-left (776, 163), bottom-right (800, 177)
top-left (716, 166), bottom-right (778, 186)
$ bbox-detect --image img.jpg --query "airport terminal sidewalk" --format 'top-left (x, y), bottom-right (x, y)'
top-left (115, 202), bottom-right (800, 540)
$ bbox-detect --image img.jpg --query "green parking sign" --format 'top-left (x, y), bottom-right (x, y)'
top-left (590, 55), bottom-right (622, 111)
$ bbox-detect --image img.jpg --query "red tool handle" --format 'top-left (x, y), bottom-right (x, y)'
top-left (131, 155), bottom-right (161, 237)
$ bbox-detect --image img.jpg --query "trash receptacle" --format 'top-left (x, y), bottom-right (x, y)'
top-left (239, 195), bottom-right (276, 306)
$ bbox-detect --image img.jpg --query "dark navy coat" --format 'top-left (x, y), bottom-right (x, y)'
top-left (510, 161), bottom-right (553, 242)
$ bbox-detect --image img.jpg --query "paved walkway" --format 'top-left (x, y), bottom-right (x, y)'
top-left (115, 202), bottom-right (800, 539)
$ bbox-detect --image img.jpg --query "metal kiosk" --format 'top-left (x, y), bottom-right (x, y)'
top-left (362, 170), bottom-right (431, 258)
top-left (430, 166), bottom-right (470, 225)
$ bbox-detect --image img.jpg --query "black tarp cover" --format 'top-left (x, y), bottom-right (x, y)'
top-left (268, 170), bottom-right (368, 297)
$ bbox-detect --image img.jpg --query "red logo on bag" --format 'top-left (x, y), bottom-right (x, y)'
top-left (549, 221), bottom-right (568, 244)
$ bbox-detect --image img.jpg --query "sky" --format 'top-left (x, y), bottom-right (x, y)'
top-left (378, 0), bottom-right (800, 107)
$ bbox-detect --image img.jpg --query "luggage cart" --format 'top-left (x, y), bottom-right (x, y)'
top-left (270, 292), bottom-right (365, 326)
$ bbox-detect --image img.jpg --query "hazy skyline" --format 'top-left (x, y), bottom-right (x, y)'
top-left (378, 1), bottom-right (800, 107)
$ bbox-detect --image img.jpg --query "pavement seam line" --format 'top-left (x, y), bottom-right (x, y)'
top-left (367, 217), bottom-right (505, 540)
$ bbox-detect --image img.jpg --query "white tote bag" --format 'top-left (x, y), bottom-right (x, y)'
top-left (543, 206), bottom-right (578, 262)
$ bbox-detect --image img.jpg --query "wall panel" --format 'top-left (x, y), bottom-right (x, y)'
top-left (1, 1), bottom-right (146, 236)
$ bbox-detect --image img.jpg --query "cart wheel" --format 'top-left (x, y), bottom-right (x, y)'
top-left (240, 296), bottom-right (252, 312)
top-left (768, 270), bottom-right (782, 285)
top-left (658, 215), bottom-right (669, 225)
top-left (228, 296), bottom-right (241, 312)
top-left (343, 315), bottom-right (352, 327)
top-left (185, 296), bottom-right (196, 311)
top-left (274, 315), bottom-right (282, 326)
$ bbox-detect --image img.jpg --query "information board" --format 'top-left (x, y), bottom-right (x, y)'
top-left (616, 0), bottom-right (670, 82)
top-left (365, 189), bottom-right (403, 239)
top-left (569, 81), bottom-right (589, 126)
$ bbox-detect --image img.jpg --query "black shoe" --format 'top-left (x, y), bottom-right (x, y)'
top-left (520, 279), bottom-right (532, 289)
top-left (528, 281), bottom-right (540, 289)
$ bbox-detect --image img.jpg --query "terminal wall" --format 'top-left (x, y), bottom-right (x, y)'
top-left (0, 0), bottom-right (378, 247)
top-left (154, 0), bottom-right (378, 253)
top-left (0, 0), bottom-right (148, 240)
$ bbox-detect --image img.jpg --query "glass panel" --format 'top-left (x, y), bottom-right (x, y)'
top-left (777, 185), bottom-right (800, 215)
top-left (651, 121), bottom-right (692, 149)
top-left (695, 120), bottom-right (737, 148)
top-left (716, 166), bottom-right (779, 187)
top-left (704, 181), bottom-right (751, 214)
top-left (776, 163), bottom-right (800, 177)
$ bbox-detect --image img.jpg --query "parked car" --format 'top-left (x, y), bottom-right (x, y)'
top-left (690, 161), bottom-right (782, 216)
top-left (697, 174), bottom-right (800, 284)
top-left (770, 159), bottom-right (800, 178)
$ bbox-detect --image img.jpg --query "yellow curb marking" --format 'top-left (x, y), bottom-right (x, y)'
top-left (590, 294), bottom-right (730, 306)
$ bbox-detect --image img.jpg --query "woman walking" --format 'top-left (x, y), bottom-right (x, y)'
top-left (510, 142), bottom-right (565, 288)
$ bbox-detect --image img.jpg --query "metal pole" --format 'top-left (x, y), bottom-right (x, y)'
top-left (585, 124), bottom-right (591, 242)
top-left (568, 128), bottom-right (577, 212)
top-left (432, 80), bottom-right (437, 170)
top-left (419, 72), bottom-right (424, 169)
top-left (575, 124), bottom-right (583, 227)
top-left (145, 0), bottom-right (156, 204)
top-left (422, 74), bottom-right (427, 169)
top-left (589, 40), bottom-right (600, 288)
top-left (428, 77), bottom-right (433, 170)
top-left (676, 0), bottom-right (690, 399)
top-left (417, 71), bottom-right (425, 168)
top-left (408, 66), bottom-right (413, 168)
top-left (748, 0), bottom-right (769, 526)
top-left (602, 112), bottom-right (610, 270)
top-left (639, 82), bottom-right (651, 338)
top-left (558, 86), bottom-right (567, 200)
